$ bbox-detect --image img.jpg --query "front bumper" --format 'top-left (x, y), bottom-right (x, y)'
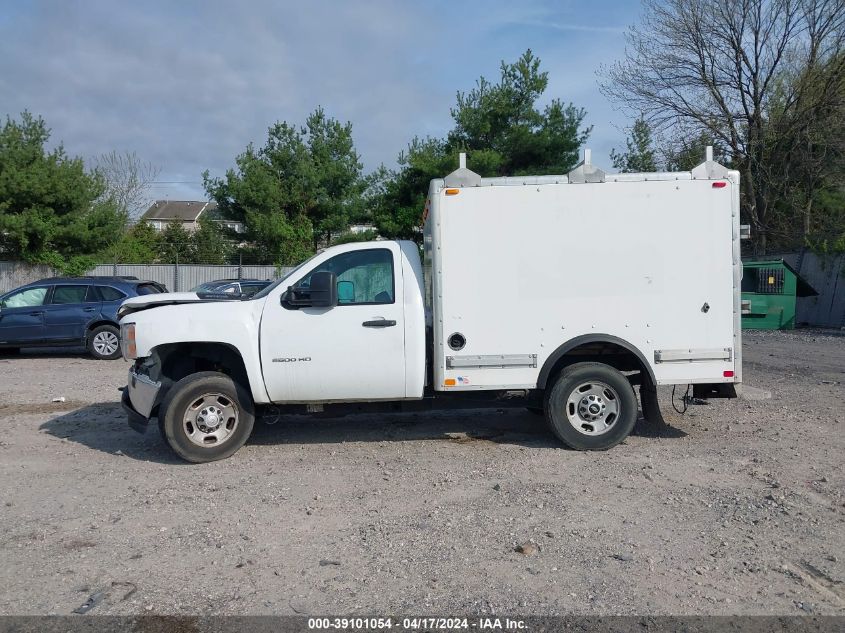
top-left (122, 389), bottom-right (151, 433)
top-left (123, 366), bottom-right (162, 433)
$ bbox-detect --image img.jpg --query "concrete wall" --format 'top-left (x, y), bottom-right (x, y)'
top-left (0, 262), bottom-right (55, 294)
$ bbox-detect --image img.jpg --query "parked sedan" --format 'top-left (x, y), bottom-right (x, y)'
top-left (0, 277), bottom-right (167, 359)
top-left (190, 279), bottom-right (271, 298)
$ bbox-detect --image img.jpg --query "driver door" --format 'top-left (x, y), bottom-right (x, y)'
top-left (0, 286), bottom-right (50, 345)
top-left (259, 245), bottom-right (407, 403)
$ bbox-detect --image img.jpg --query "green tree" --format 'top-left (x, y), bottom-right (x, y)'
top-left (370, 139), bottom-right (454, 241)
top-left (610, 117), bottom-right (658, 173)
top-left (190, 216), bottom-right (232, 264)
top-left (764, 52), bottom-right (845, 246)
top-left (157, 220), bottom-right (193, 262)
top-left (303, 108), bottom-right (365, 247)
top-left (449, 50), bottom-right (591, 176)
top-left (204, 108), bottom-right (364, 263)
top-left (100, 220), bottom-right (161, 264)
top-left (374, 50), bottom-right (592, 240)
top-left (0, 112), bottom-right (125, 267)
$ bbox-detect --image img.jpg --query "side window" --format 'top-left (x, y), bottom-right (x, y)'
top-left (302, 249), bottom-right (394, 305)
top-left (1, 287), bottom-right (48, 308)
top-left (96, 286), bottom-right (127, 302)
top-left (51, 285), bottom-right (90, 305)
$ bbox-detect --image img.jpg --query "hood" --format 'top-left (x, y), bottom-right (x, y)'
top-left (118, 292), bottom-right (202, 319)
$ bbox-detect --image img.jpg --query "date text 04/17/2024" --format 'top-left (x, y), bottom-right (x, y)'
top-left (307, 617), bottom-right (527, 630)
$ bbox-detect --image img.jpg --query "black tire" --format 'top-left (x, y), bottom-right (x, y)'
top-left (544, 362), bottom-right (637, 450)
top-left (87, 324), bottom-right (121, 360)
top-left (0, 347), bottom-right (21, 357)
top-left (158, 371), bottom-right (255, 463)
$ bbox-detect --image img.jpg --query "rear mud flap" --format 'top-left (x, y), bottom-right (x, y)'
top-left (639, 385), bottom-right (665, 425)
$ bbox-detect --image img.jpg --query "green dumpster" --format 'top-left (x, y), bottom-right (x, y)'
top-left (741, 259), bottom-right (818, 330)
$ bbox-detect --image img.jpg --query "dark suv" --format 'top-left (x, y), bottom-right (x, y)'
top-left (0, 277), bottom-right (167, 359)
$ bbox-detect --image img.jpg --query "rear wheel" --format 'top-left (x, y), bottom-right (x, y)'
top-left (544, 362), bottom-right (637, 450)
top-left (87, 325), bottom-right (121, 360)
top-left (159, 372), bottom-right (255, 463)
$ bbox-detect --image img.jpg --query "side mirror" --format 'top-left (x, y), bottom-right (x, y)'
top-left (285, 271), bottom-right (338, 308)
top-left (308, 271), bottom-right (338, 307)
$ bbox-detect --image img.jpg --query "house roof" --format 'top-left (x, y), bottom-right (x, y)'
top-left (141, 200), bottom-right (217, 222)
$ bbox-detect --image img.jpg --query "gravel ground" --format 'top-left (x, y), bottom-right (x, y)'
top-left (0, 331), bottom-right (842, 616)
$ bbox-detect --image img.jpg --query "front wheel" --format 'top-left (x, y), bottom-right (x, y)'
top-left (159, 372), bottom-right (255, 463)
top-left (87, 325), bottom-right (121, 360)
top-left (545, 362), bottom-right (637, 450)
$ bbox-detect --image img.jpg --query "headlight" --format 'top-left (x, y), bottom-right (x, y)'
top-left (121, 323), bottom-right (137, 360)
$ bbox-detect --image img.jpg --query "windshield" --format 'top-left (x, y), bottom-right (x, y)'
top-left (248, 254), bottom-right (320, 300)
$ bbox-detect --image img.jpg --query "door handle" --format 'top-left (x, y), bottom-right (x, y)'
top-left (28, 311), bottom-right (43, 316)
top-left (83, 307), bottom-right (96, 312)
top-left (362, 319), bottom-right (397, 328)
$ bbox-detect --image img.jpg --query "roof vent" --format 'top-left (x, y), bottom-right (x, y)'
top-left (568, 148), bottom-right (605, 183)
top-left (691, 145), bottom-right (729, 179)
top-left (444, 152), bottom-right (482, 187)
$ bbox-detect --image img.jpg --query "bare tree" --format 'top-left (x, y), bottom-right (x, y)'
top-left (600, 0), bottom-right (845, 253)
top-left (95, 151), bottom-right (161, 223)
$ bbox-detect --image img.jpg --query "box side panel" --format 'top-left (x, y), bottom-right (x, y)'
top-left (730, 171), bottom-right (742, 382)
top-left (433, 178), bottom-right (736, 390)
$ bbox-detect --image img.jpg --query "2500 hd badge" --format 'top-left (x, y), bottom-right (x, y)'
top-left (272, 357), bottom-right (312, 363)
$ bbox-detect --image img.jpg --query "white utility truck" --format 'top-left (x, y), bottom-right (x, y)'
top-left (119, 150), bottom-right (741, 463)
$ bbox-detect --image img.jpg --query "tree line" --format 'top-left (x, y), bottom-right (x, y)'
top-left (1, 0), bottom-right (843, 272)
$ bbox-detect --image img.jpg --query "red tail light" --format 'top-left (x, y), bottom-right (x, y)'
top-left (723, 370), bottom-right (734, 377)
top-left (712, 181), bottom-right (727, 188)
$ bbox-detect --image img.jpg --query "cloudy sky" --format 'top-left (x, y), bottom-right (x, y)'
top-left (0, 0), bottom-right (642, 202)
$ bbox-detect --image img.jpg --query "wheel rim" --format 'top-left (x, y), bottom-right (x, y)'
top-left (564, 381), bottom-right (620, 436)
top-left (93, 331), bottom-right (119, 356)
top-left (183, 393), bottom-right (239, 447)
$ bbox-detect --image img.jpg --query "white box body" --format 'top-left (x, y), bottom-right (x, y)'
top-left (424, 170), bottom-right (742, 390)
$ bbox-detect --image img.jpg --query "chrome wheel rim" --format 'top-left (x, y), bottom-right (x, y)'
top-left (565, 381), bottom-right (620, 436)
top-left (183, 393), bottom-right (239, 447)
top-left (93, 331), bottom-right (119, 356)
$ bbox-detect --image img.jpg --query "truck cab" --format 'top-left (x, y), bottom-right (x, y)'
top-left (256, 240), bottom-right (426, 403)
